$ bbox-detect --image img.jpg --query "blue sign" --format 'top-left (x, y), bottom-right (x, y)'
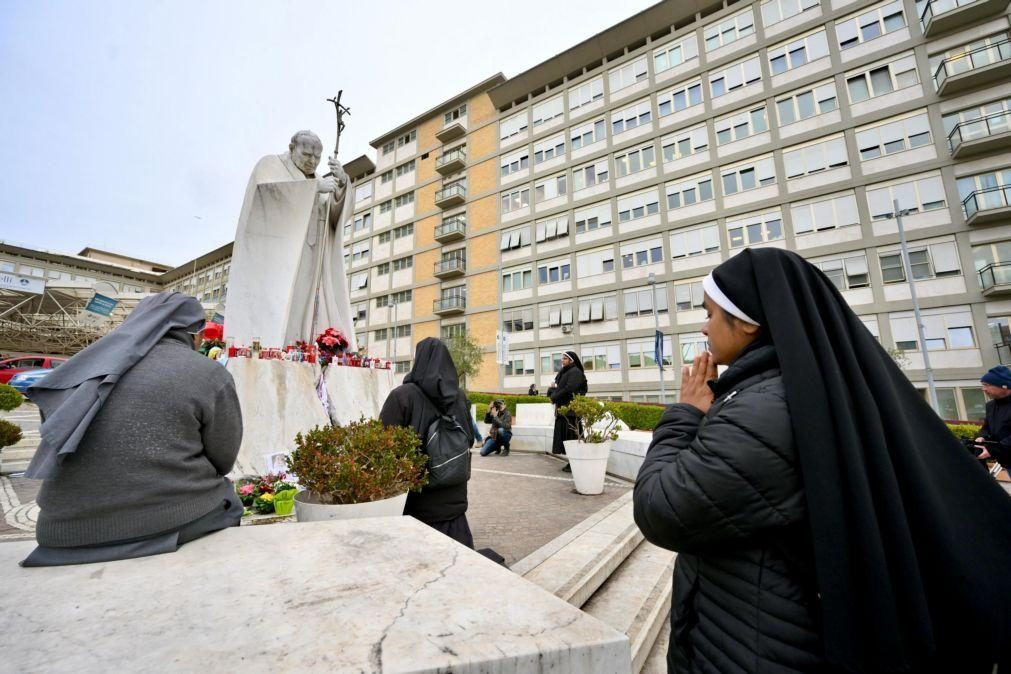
top-left (84, 293), bottom-right (118, 317)
top-left (654, 330), bottom-right (665, 371)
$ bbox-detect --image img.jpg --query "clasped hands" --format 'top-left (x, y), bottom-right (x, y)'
top-left (317, 156), bottom-right (348, 194)
top-left (680, 351), bottom-right (718, 414)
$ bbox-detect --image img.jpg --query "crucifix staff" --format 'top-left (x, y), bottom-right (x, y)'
top-left (327, 91), bottom-right (350, 157)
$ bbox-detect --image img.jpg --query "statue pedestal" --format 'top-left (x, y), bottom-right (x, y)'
top-left (226, 359), bottom-right (396, 477)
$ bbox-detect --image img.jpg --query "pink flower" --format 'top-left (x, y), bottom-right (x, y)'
top-left (239, 484), bottom-right (256, 496)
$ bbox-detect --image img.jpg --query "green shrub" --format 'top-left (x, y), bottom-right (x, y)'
top-left (0, 419), bottom-right (22, 449)
top-left (557, 396), bottom-right (621, 443)
top-left (948, 423), bottom-right (982, 441)
top-left (468, 392), bottom-right (545, 419)
top-left (287, 417), bottom-right (427, 505)
top-left (608, 402), bottom-right (666, 431)
top-left (0, 384), bottom-right (23, 412)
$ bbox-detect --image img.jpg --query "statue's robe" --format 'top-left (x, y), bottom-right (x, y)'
top-left (223, 152), bottom-right (357, 350)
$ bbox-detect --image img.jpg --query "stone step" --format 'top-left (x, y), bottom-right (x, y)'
top-left (1, 460), bottom-right (30, 475)
top-left (640, 610), bottom-right (671, 674)
top-left (514, 491), bottom-right (643, 609)
top-left (582, 541), bottom-right (675, 673)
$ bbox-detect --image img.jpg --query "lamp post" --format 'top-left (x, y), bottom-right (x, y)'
top-left (391, 300), bottom-right (399, 366)
top-left (648, 272), bottom-right (666, 404)
top-left (891, 199), bottom-right (939, 413)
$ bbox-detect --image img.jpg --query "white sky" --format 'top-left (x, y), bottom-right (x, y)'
top-left (0, 0), bottom-right (657, 267)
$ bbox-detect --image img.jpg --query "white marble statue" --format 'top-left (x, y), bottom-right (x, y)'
top-left (224, 130), bottom-right (357, 350)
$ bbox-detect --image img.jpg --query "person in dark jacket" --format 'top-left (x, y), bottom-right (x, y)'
top-left (547, 351), bottom-right (587, 472)
top-left (380, 337), bottom-right (476, 548)
top-left (634, 249), bottom-right (1011, 674)
top-left (527, 383), bottom-right (539, 396)
top-left (480, 400), bottom-right (512, 456)
top-left (22, 292), bottom-right (243, 567)
top-left (973, 365), bottom-right (1011, 469)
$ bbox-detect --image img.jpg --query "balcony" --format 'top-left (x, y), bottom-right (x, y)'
top-left (920, 0), bottom-right (1010, 37)
top-left (948, 110), bottom-right (1011, 158)
top-left (963, 185), bottom-right (1011, 226)
top-left (434, 295), bottom-right (466, 315)
top-left (435, 216), bottom-right (466, 243)
top-left (435, 121), bottom-right (466, 143)
top-left (434, 183), bottom-right (467, 208)
top-left (979, 262), bottom-right (1011, 297)
top-left (434, 256), bottom-right (466, 279)
top-left (933, 38), bottom-right (1011, 96)
top-left (436, 148), bottom-right (467, 175)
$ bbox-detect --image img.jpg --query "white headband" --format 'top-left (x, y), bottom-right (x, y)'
top-left (702, 272), bottom-right (761, 326)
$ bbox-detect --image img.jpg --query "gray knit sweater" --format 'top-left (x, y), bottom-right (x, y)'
top-left (35, 331), bottom-right (243, 547)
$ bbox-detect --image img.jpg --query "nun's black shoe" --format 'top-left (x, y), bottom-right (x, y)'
top-left (561, 463), bottom-right (571, 472)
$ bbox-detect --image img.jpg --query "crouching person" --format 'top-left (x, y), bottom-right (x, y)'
top-left (21, 292), bottom-right (243, 567)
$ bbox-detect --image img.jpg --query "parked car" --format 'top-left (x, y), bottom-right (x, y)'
top-left (9, 369), bottom-right (54, 396)
top-left (0, 355), bottom-right (67, 384)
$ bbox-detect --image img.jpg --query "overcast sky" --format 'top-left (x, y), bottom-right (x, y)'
top-left (0, 0), bottom-right (657, 267)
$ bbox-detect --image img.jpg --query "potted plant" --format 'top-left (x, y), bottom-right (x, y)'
top-left (557, 396), bottom-right (621, 495)
top-left (286, 417), bottom-right (428, 521)
top-left (0, 384), bottom-right (24, 461)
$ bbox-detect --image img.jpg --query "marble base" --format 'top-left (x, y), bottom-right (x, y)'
top-left (606, 431), bottom-right (653, 482)
top-left (516, 403), bottom-right (556, 426)
top-left (0, 517), bottom-right (632, 673)
top-left (322, 364), bottom-right (394, 426)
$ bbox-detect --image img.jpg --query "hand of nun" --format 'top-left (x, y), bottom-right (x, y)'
top-left (679, 352), bottom-right (717, 414)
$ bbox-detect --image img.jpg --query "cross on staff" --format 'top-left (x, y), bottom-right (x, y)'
top-left (327, 91), bottom-right (350, 157)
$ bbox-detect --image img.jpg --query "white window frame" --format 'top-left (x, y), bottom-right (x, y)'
top-left (620, 236), bottom-right (664, 269)
top-left (665, 172), bottom-right (715, 209)
top-left (502, 266), bottom-right (533, 292)
top-left (657, 79), bottom-right (704, 116)
top-left (501, 188), bottom-right (531, 214)
top-left (673, 280), bottom-right (705, 311)
top-left (836, 0), bottom-right (906, 50)
top-left (775, 80), bottom-right (838, 126)
top-left (653, 35), bottom-right (698, 73)
top-left (500, 226), bottom-right (532, 251)
top-left (714, 105), bottom-right (769, 145)
top-left (625, 284), bottom-right (670, 316)
top-left (661, 125), bottom-right (709, 161)
top-left (533, 133), bottom-right (566, 164)
top-left (615, 143), bottom-right (657, 177)
top-left (500, 149), bottom-right (530, 177)
top-left (576, 247), bottom-right (616, 278)
top-left (866, 172), bottom-right (947, 219)
top-left (768, 28), bottom-right (830, 76)
top-left (532, 95), bottom-right (564, 127)
top-left (612, 98), bottom-right (653, 135)
top-left (580, 343), bottom-right (622, 371)
top-left (570, 118), bottom-right (607, 149)
top-left (574, 202), bottom-right (613, 234)
top-left (812, 253), bottom-right (871, 290)
top-left (627, 336), bottom-right (675, 368)
top-left (720, 155), bottom-right (776, 194)
top-left (783, 134), bottom-right (849, 179)
top-left (500, 111), bottom-right (528, 141)
top-left (855, 111), bottom-right (932, 161)
top-left (577, 293), bottom-right (618, 323)
top-left (568, 77), bottom-right (605, 111)
top-left (608, 57), bottom-right (648, 93)
top-left (537, 257), bottom-right (572, 285)
top-left (727, 209), bottom-right (785, 248)
top-left (709, 55), bottom-right (762, 98)
top-left (617, 189), bottom-right (661, 222)
top-left (845, 53), bottom-right (918, 104)
top-left (792, 191), bottom-right (860, 234)
top-left (534, 173), bottom-right (567, 202)
top-left (761, 0), bottom-right (820, 26)
top-left (704, 7), bottom-right (756, 52)
top-left (535, 215), bottom-right (570, 242)
top-left (572, 158), bottom-right (610, 191)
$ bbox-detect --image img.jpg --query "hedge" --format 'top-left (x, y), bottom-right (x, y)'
top-left (466, 392), bottom-right (665, 430)
top-left (947, 423), bottom-right (981, 441)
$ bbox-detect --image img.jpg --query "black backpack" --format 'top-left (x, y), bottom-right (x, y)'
top-left (414, 388), bottom-right (472, 489)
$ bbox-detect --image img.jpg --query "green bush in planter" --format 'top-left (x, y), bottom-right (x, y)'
top-left (0, 419), bottom-right (22, 450)
top-left (557, 395), bottom-right (621, 443)
top-left (0, 384), bottom-right (23, 413)
top-left (287, 417), bottom-right (427, 505)
top-left (607, 402), bottom-right (666, 431)
top-left (947, 423), bottom-right (982, 442)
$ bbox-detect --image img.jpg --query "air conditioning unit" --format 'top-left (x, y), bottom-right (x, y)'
top-left (561, 325), bottom-right (572, 334)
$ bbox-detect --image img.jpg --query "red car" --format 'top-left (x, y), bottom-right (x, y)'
top-left (0, 355), bottom-right (67, 384)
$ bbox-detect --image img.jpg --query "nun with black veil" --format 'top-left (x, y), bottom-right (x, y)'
top-left (547, 350), bottom-right (588, 472)
top-left (634, 248), bottom-right (1011, 673)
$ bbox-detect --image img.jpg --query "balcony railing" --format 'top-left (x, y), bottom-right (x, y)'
top-left (948, 109), bottom-right (1011, 157)
top-left (436, 148), bottom-right (467, 175)
top-left (920, 0), bottom-right (1010, 37)
top-left (963, 185), bottom-right (1011, 223)
top-left (434, 257), bottom-right (466, 277)
top-left (435, 216), bottom-right (466, 242)
top-left (434, 296), bottom-right (466, 313)
top-left (979, 261), bottom-right (1011, 295)
top-left (933, 38), bottom-right (1011, 94)
top-left (435, 183), bottom-right (467, 208)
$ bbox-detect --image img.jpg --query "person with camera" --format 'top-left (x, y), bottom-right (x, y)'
top-left (480, 400), bottom-right (512, 457)
top-left (974, 365), bottom-right (1011, 469)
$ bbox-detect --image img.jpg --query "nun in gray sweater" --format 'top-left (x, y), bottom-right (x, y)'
top-left (21, 292), bottom-right (244, 567)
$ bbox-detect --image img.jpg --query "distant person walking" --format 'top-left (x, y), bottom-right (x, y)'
top-left (380, 338), bottom-right (477, 548)
top-left (547, 351), bottom-right (587, 472)
top-left (22, 292), bottom-right (244, 567)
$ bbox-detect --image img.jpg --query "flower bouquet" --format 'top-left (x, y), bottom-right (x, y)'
top-left (235, 472), bottom-right (298, 515)
top-left (315, 327), bottom-right (349, 367)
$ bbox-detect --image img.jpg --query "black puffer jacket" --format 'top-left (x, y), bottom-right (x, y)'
top-left (548, 365), bottom-right (587, 408)
top-left (634, 344), bottom-right (824, 673)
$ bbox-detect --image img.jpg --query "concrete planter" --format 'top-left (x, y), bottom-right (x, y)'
top-left (294, 490), bottom-right (408, 521)
top-left (563, 439), bottom-right (613, 495)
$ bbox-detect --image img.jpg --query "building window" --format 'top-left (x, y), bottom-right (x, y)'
top-left (581, 343), bottom-right (621, 371)
top-left (381, 141), bottom-right (395, 155)
top-left (618, 189), bottom-right (661, 222)
top-left (501, 188), bottom-right (531, 213)
top-left (501, 149), bottom-right (530, 177)
top-left (721, 155), bottom-right (776, 194)
top-left (666, 173), bottom-right (715, 209)
top-left (393, 192), bottom-right (414, 208)
top-left (615, 143), bottom-right (656, 177)
top-left (792, 192), bottom-right (860, 234)
top-left (654, 35), bottom-right (698, 73)
top-left (621, 237), bottom-right (664, 269)
top-left (500, 111), bottom-right (528, 141)
top-left (500, 227), bottom-right (532, 251)
top-left (704, 7), bottom-right (755, 52)
top-left (812, 254), bottom-right (871, 290)
top-left (576, 248), bottom-right (616, 277)
top-left (570, 118), bottom-right (607, 149)
top-left (775, 80), bottom-right (838, 126)
top-left (658, 79), bottom-right (703, 116)
top-left (727, 209), bottom-right (784, 248)
top-left (379, 200), bottom-right (393, 213)
top-left (671, 222), bottom-right (721, 258)
top-left (714, 106), bottom-right (767, 145)
top-left (535, 215), bottom-right (570, 242)
top-left (577, 294), bottom-right (618, 323)
top-left (837, 0), bottom-right (905, 50)
top-left (506, 353), bottom-right (536, 376)
top-left (378, 231), bottom-right (392, 244)
top-left (628, 336), bottom-right (674, 368)
top-left (611, 98), bottom-right (652, 135)
top-left (879, 240), bottom-right (961, 283)
top-left (538, 258), bottom-right (571, 285)
top-left (866, 172), bottom-right (946, 219)
top-left (768, 29), bottom-right (829, 75)
top-left (350, 272), bottom-right (368, 290)
top-left (673, 281), bottom-right (705, 311)
top-left (351, 242), bottom-right (370, 263)
top-left (568, 77), bottom-right (605, 111)
top-left (533, 95), bottom-right (564, 127)
top-left (625, 285), bottom-right (669, 316)
top-left (539, 301), bottom-right (574, 328)
top-left (575, 202), bottom-right (612, 234)
top-left (444, 104), bottom-right (466, 125)
top-left (392, 256), bottom-right (413, 271)
top-left (572, 158), bottom-right (609, 191)
top-left (380, 170), bottom-right (393, 184)
top-left (709, 55), bottom-right (762, 98)
top-left (395, 360), bottom-right (412, 374)
top-left (503, 307), bottom-right (534, 333)
top-left (394, 159), bottom-right (416, 177)
top-left (355, 182), bottom-right (373, 203)
top-left (679, 332), bottom-right (709, 363)
top-left (608, 57), bottom-right (648, 93)
top-left (376, 262), bottom-right (390, 276)
top-left (441, 323), bottom-right (467, 341)
top-left (393, 223), bottom-right (413, 239)
top-left (783, 135), bottom-right (848, 178)
top-left (534, 173), bottom-right (567, 202)
top-left (890, 308), bottom-right (975, 351)
top-left (856, 112), bottom-right (932, 160)
top-left (502, 267), bottom-right (533, 292)
top-left (353, 213), bottom-right (372, 232)
top-left (396, 130), bottom-right (416, 147)
top-left (846, 54), bottom-right (918, 103)
top-left (761, 0), bottom-right (820, 26)
top-left (533, 133), bottom-right (566, 164)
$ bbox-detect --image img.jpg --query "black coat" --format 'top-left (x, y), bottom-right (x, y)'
top-left (547, 365), bottom-right (587, 408)
top-left (980, 396), bottom-right (1011, 466)
top-left (634, 345), bottom-right (824, 673)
